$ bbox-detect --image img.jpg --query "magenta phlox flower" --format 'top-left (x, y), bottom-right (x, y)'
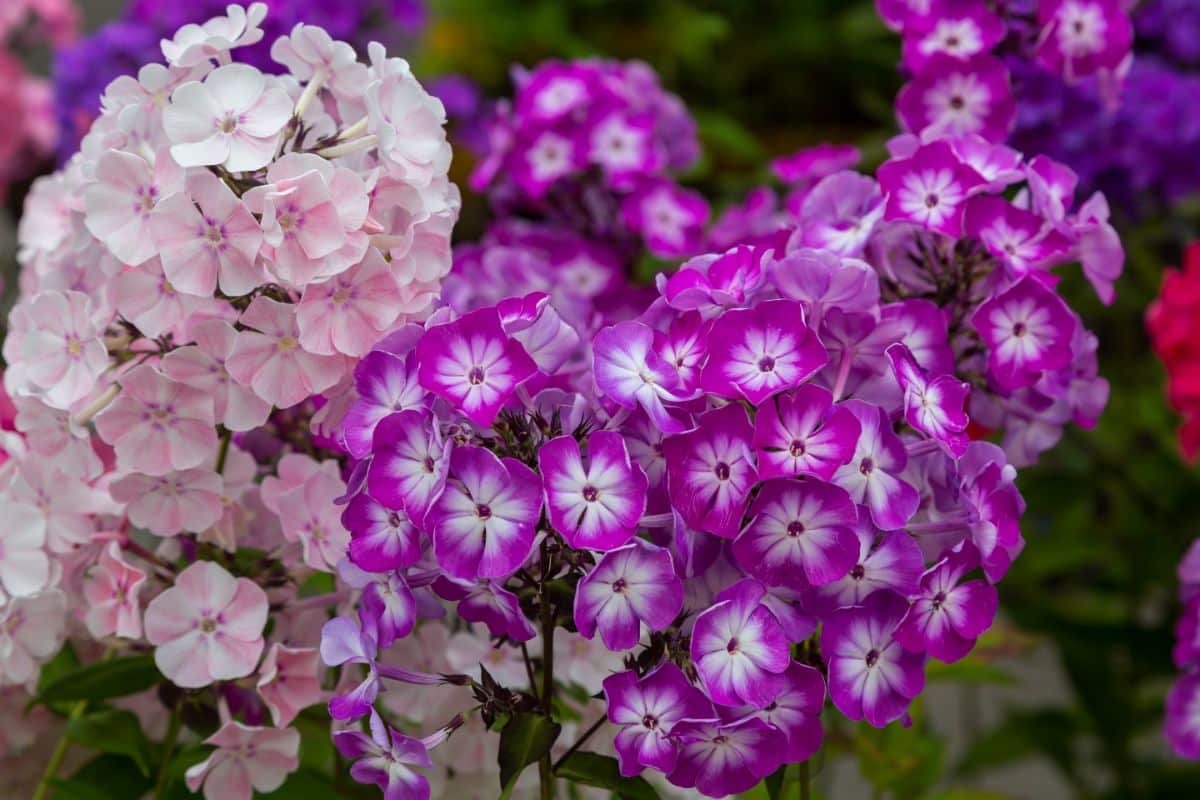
top-left (895, 545), bottom-right (998, 662)
top-left (603, 663), bottom-right (715, 777)
top-left (663, 403), bottom-right (758, 538)
top-left (575, 539), bottom-right (683, 651)
top-left (690, 579), bottom-right (790, 708)
top-left (877, 140), bottom-right (984, 237)
top-left (886, 342), bottom-right (970, 457)
top-left (830, 400), bottom-right (920, 531)
top-left (806, 523), bottom-right (925, 615)
top-left (753, 384), bottom-right (861, 481)
top-left (366, 409), bottom-right (451, 523)
top-left (667, 716), bottom-right (786, 798)
top-left (972, 276), bottom-right (1077, 390)
top-left (539, 430), bottom-right (648, 551)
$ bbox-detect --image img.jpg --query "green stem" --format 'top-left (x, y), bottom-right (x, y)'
top-left (552, 715), bottom-right (606, 772)
top-left (32, 699), bottom-right (88, 800)
top-left (154, 704), bottom-right (183, 799)
top-left (214, 428), bottom-right (232, 475)
top-left (537, 543), bottom-right (556, 800)
top-left (799, 759), bottom-right (811, 800)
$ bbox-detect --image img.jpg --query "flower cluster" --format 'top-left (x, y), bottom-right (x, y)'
top-left (1168, 536), bottom-right (1200, 759)
top-left (321, 116), bottom-right (1118, 795)
top-left (1010, 0), bottom-right (1200, 215)
top-left (468, 58), bottom-right (708, 263)
top-left (0, 0), bottom-right (78, 201)
top-left (878, 0), bottom-right (1134, 146)
top-left (1147, 242), bottom-right (1200, 460)
top-left (53, 0), bottom-right (426, 161)
top-left (2, 5), bottom-right (455, 798)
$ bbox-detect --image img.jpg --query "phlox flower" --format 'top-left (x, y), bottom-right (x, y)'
top-left (95, 364), bottom-right (218, 476)
top-left (574, 540), bottom-right (683, 651)
top-left (15, 290), bottom-right (109, 411)
top-left (226, 296), bottom-right (348, 409)
top-left (792, 175), bottom-right (886, 258)
top-left (425, 445), bottom-right (542, 580)
top-left (434, 576), bottom-right (536, 642)
top-left (150, 170), bottom-right (265, 297)
top-left (0, 501), bottom-right (49, 600)
top-left (732, 478), bottom-right (860, 589)
top-left (602, 664), bottom-right (714, 777)
top-left (297, 249), bottom-right (406, 357)
top-left (343, 492), bottom-right (422, 573)
top-left (731, 662), bottom-right (825, 764)
top-left (81, 542), bottom-right (146, 640)
top-left (895, 546), bottom-right (999, 663)
top-left (668, 716), bottom-right (785, 798)
top-left (752, 384), bottom-right (861, 481)
top-left (270, 22), bottom-right (361, 95)
top-left (663, 403), bottom-right (758, 537)
top-left (690, 580), bottom-right (789, 708)
top-left (341, 345), bottom-right (427, 459)
top-left (277, 466), bottom-right (350, 573)
top-left (366, 55), bottom-right (452, 187)
top-left (1036, 0), bottom-right (1133, 82)
top-left (366, 409), bottom-right (451, 523)
top-left (0, 591), bottom-right (67, 685)
top-left (109, 468), bottom-right (224, 537)
top-left (659, 245), bottom-right (766, 313)
top-left (257, 644), bottom-right (323, 727)
top-left (964, 195), bottom-right (1072, 276)
top-left (184, 721), bottom-right (300, 800)
top-left (593, 320), bottom-right (693, 434)
top-left (144, 560), bottom-right (268, 688)
top-left (334, 710), bottom-right (436, 800)
top-left (4, 460), bottom-right (113, 553)
top-left (84, 149), bottom-right (184, 266)
top-left (972, 276), bottom-right (1077, 391)
top-left (806, 525), bottom-right (925, 615)
top-left (415, 307), bottom-right (537, 428)
top-left (831, 400), bottom-right (920, 531)
top-left (160, 319), bottom-right (272, 432)
top-left (877, 140), bottom-right (983, 237)
top-left (896, 54), bottom-right (1015, 143)
top-left (900, 6), bottom-right (1005, 72)
top-left (538, 430), bottom-right (648, 551)
top-left (243, 153), bottom-right (370, 288)
top-left (700, 299), bottom-right (828, 405)
top-left (160, 2), bottom-right (267, 67)
top-left (621, 179), bottom-right (709, 259)
top-left (347, 566), bottom-right (416, 648)
top-left (886, 342), bottom-right (970, 457)
top-left (822, 590), bottom-right (926, 727)
top-left (1166, 674), bottom-right (1200, 759)
top-left (114, 258), bottom-right (225, 340)
top-left (164, 63), bottom-right (291, 172)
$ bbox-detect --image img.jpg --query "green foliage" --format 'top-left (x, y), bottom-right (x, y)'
top-left (555, 752), bottom-right (660, 799)
top-left (497, 712), bottom-right (561, 796)
top-left (50, 755), bottom-right (154, 800)
top-left (33, 655), bottom-right (161, 707)
top-left (66, 709), bottom-right (154, 776)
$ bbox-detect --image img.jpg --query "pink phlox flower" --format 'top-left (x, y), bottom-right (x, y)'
top-left (84, 148), bottom-right (184, 266)
top-left (256, 643), bottom-right (323, 726)
top-left (297, 248), bottom-right (406, 357)
top-left (161, 319), bottom-right (272, 432)
top-left (81, 541), bottom-right (146, 639)
top-left (160, 2), bottom-right (267, 67)
top-left (184, 720), bottom-right (300, 800)
top-left (110, 467), bottom-right (224, 536)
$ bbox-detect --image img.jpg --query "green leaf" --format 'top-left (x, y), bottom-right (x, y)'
top-left (34, 654), bottom-right (161, 706)
top-left (50, 754), bottom-right (153, 800)
top-left (275, 767), bottom-right (341, 799)
top-left (554, 751), bottom-right (659, 799)
top-left (497, 713), bottom-right (561, 797)
top-left (955, 709), bottom-right (1080, 781)
top-left (67, 709), bottom-right (153, 776)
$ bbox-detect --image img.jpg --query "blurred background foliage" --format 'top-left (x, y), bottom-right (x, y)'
top-left (411, 1), bottom-right (1200, 797)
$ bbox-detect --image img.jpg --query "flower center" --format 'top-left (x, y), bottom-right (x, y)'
top-left (277, 335), bottom-right (298, 353)
top-left (219, 115), bottom-right (238, 134)
top-left (850, 564), bottom-right (865, 580)
top-left (931, 591), bottom-right (947, 610)
top-left (1012, 322), bottom-right (1027, 337)
top-left (66, 336), bottom-right (83, 357)
top-left (948, 95), bottom-right (964, 110)
top-left (642, 714), bottom-right (658, 730)
top-left (199, 617), bottom-right (217, 634)
top-left (475, 503), bottom-right (492, 520)
top-left (387, 512), bottom-right (404, 528)
top-left (787, 520), bottom-right (805, 537)
top-left (468, 366), bottom-right (485, 385)
top-left (713, 461), bottom-right (731, 481)
top-left (789, 439), bottom-right (807, 457)
top-left (859, 457), bottom-right (874, 475)
top-left (924, 193), bottom-right (940, 208)
top-left (582, 485), bottom-right (599, 502)
top-left (611, 578), bottom-right (627, 594)
top-left (726, 637), bottom-right (739, 654)
top-left (865, 648), bottom-right (879, 667)
top-left (422, 457), bottom-right (436, 473)
top-left (757, 355), bottom-right (776, 373)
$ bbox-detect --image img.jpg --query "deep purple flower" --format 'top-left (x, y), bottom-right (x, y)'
top-left (753, 385), bottom-right (861, 482)
top-left (895, 546), bottom-right (998, 662)
top-left (366, 409), bottom-right (451, 523)
top-left (342, 347), bottom-right (426, 458)
top-left (663, 403), bottom-right (758, 538)
top-left (433, 576), bottom-right (536, 642)
top-left (667, 716), bottom-right (785, 797)
top-left (831, 400), bottom-right (920, 531)
top-left (425, 446), bottom-right (542, 580)
top-left (806, 524), bottom-right (925, 615)
top-left (415, 307), bottom-right (537, 428)
top-left (732, 478), bottom-right (859, 589)
top-left (342, 493), bottom-right (422, 573)
top-left (690, 580), bottom-right (789, 708)
top-left (700, 299), bottom-right (828, 405)
top-left (539, 431), bottom-right (648, 551)
top-left (602, 664), bottom-right (714, 777)
top-left (575, 540), bottom-right (682, 651)
top-left (822, 590), bottom-right (926, 728)
top-left (334, 710), bottom-right (434, 800)
top-left (886, 342), bottom-right (970, 458)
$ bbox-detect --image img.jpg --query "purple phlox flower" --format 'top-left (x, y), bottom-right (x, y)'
top-left (342, 347), bottom-right (427, 459)
top-left (433, 575), bottom-right (537, 642)
top-left (426, 445), bottom-right (543, 579)
top-left (663, 403), bottom-right (758, 538)
top-left (618, 407), bottom-right (671, 512)
top-left (1166, 673), bottom-right (1200, 759)
top-left (886, 342), bottom-right (970, 458)
top-left (664, 510), bottom-right (724, 580)
top-left (1070, 191), bottom-right (1124, 305)
top-left (602, 663), bottom-right (715, 777)
top-left (497, 292), bottom-right (582, 374)
top-left (877, 140), bottom-right (984, 237)
top-left (972, 276), bottom-right (1077, 391)
top-left (771, 143), bottom-right (861, 186)
top-left (621, 179), bottom-right (709, 259)
top-left (593, 320), bottom-right (694, 433)
top-left (654, 311), bottom-right (710, 395)
top-left (540, 430), bottom-right (648, 551)
top-left (758, 583), bottom-right (818, 643)
top-left (690, 579), bottom-right (790, 708)
top-left (769, 247), bottom-right (880, 329)
top-left (338, 562), bottom-right (416, 649)
top-left (667, 716), bottom-right (786, 798)
top-left (876, 299), bottom-right (957, 379)
top-left (1023, 154), bottom-right (1078, 225)
top-left (949, 134), bottom-right (1024, 191)
top-left (831, 400), bottom-right (921, 531)
top-left (964, 195), bottom-right (1073, 276)
top-left (894, 545), bottom-right (998, 663)
top-left (590, 111), bottom-right (662, 188)
top-left (1035, 0), bottom-right (1133, 84)
top-left (956, 441), bottom-right (1025, 582)
top-left (822, 590), bottom-right (927, 727)
top-left (366, 409), bottom-right (451, 524)
top-left (334, 710), bottom-right (438, 800)
top-left (753, 384), bottom-right (861, 482)
top-left (720, 661), bottom-right (825, 764)
top-left (342, 492), bottom-right (423, 573)
top-left (792, 171), bottom-right (885, 258)
top-left (657, 244), bottom-right (767, 313)
top-left (732, 478), bottom-right (860, 589)
top-left (899, 4), bottom-right (1005, 72)
top-left (575, 539), bottom-right (683, 651)
top-left (707, 186), bottom-right (792, 251)
top-left (700, 299), bottom-right (828, 405)
top-left (897, 53), bottom-right (1015, 143)
top-left (415, 306), bottom-right (537, 428)
top-left (806, 522), bottom-right (925, 615)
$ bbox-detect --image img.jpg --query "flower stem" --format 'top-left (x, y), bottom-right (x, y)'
top-left (537, 542), bottom-right (556, 800)
top-left (552, 715), bottom-right (607, 772)
top-left (154, 703), bottom-right (183, 799)
top-left (799, 759), bottom-right (811, 800)
top-left (214, 428), bottom-right (232, 475)
top-left (31, 699), bottom-right (88, 800)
